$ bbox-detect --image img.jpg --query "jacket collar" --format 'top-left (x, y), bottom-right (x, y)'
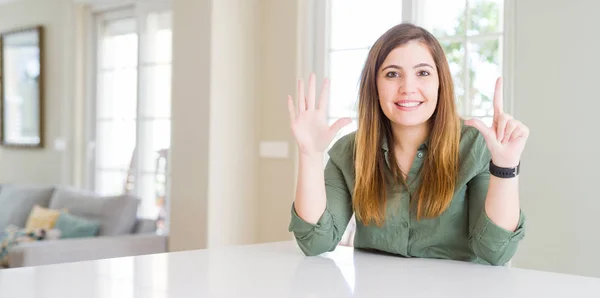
top-left (381, 135), bottom-right (429, 152)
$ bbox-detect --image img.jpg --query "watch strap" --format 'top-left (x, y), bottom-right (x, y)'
top-left (489, 160), bottom-right (520, 178)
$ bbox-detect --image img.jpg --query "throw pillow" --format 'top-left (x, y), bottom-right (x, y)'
top-left (55, 212), bottom-right (100, 239)
top-left (24, 205), bottom-right (62, 231)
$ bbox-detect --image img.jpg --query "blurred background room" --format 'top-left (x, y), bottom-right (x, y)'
top-left (0, 0), bottom-right (599, 280)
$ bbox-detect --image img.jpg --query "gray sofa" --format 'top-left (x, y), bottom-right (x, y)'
top-left (0, 183), bottom-right (168, 268)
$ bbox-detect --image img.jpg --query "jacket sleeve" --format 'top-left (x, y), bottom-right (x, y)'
top-left (288, 153), bottom-right (354, 256)
top-left (467, 142), bottom-right (526, 266)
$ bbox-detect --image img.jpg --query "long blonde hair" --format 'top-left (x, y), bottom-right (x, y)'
top-left (353, 23), bottom-right (461, 226)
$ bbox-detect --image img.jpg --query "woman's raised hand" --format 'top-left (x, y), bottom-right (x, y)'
top-left (288, 73), bottom-right (352, 157)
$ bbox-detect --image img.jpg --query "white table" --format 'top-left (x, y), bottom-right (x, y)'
top-left (0, 241), bottom-right (599, 297)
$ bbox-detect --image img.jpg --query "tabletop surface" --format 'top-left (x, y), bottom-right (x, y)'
top-left (1, 241), bottom-right (599, 297)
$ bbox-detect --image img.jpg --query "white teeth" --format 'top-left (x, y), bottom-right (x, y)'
top-left (396, 102), bottom-right (422, 107)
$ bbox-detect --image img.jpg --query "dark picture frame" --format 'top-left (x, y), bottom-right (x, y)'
top-left (0, 25), bottom-right (44, 148)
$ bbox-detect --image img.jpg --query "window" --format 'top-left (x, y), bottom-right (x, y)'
top-left (326, 0), bottom-right (405, 151)
top-left (417, 0), bottom-right (504, 126)
top-left (324, 0), bottom-right (506, 150)
top-left (90, 5), bottom-right (172, 233)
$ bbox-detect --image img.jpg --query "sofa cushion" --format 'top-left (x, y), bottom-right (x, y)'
top-left (132, 218), bottom-right (158, 234)
top-left (25, 205), bottom-right (62, 231)
top-left (55, 212), bottom-right (100, 239)
top-left (0, 185), bottom-right (55, 232)
top-left (49, 188), bottom-right (139, 236)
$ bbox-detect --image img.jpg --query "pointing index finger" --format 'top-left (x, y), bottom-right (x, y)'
top-left (494, 77), bottom-right (504, 115)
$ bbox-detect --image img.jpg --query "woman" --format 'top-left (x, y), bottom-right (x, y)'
top-left (287, 23), bottom-right (528, 266)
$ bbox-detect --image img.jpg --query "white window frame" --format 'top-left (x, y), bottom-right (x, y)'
top-left (84, 0), bottom-right (172, 224)
top-left (87, 7), bottom-right (136, 192)
top-left (304, 0), bottom-right (515, 121)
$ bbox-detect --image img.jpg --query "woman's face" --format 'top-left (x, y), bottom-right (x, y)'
top-left (376, 40), bottom-right (439, 128)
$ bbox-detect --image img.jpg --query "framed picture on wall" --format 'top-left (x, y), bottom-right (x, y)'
top-left (0, 25), bottom-right (44, 148)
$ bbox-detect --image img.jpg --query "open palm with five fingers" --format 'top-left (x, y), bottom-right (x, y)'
top-left (465, 77), bottom-right (530, 168)
top-left (288, 73), bottom-right (352, 157)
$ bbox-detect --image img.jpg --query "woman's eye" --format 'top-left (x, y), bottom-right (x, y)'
top-left (386, 71), bottom-right (400, 78)
top-left (418, 70), bottom-right (430, 76)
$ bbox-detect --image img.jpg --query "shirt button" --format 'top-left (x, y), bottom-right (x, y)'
top-left (402, 222), bottom-right (409, 228)
top-left (417, 152), bottom-right (424, 158)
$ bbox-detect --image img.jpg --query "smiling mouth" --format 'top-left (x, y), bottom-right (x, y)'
top-left (395, 101), bottom-right (423, 108)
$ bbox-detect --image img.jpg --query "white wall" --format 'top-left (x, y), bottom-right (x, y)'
top-left (169, 0), bottom-right (299, 250)
top-left (256, 0), bottom-right (299, 243)
top-left (511, 0), bottom-right (600, 277)
top-left (169, 0), bottom-right (263, 251)
top-left (0, 0), bottom-right (75, 185)
top-left (169, 0), bottom-right (212, 251)
top-left (207, 0), bottom-right (260, 247)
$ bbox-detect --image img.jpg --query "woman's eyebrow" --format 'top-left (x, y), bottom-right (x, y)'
top-left (381, 63), bottom-right (435, 72)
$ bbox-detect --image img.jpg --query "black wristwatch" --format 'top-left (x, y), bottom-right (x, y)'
top-left (489, 160), bottom-right (520, 178)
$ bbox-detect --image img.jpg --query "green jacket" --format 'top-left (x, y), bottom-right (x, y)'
top-left (288, 124), bottom-right (525, 266)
